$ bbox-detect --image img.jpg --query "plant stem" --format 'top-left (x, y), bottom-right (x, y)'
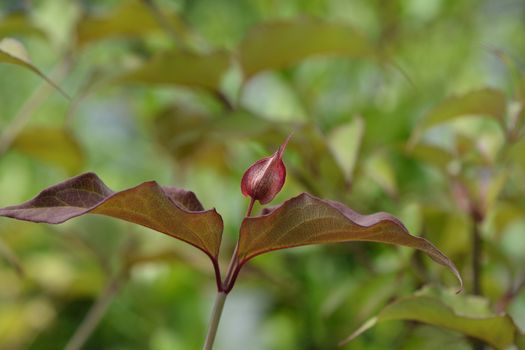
top-left (471, 219), bottom-right (482, 296)
top-left (65, 272), bottom-right (125, 350)
top-left (223, 198), bottom-right (255, 291)
top-left (471, 216), bottom-right (485, 350)
top-left (246, 197), bottom-right (255, 218)
top-left (202, 198), bottom-right (255, 350)
top-left (202, 292), bottom-right (227, 350)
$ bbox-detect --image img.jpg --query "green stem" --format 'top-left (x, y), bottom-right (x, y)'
top-left (471, 218), bottom-right (482, 296)
top-left (471, 216), bottom-right (484, 350)
top-left (202, 292), bottom-right (227, 350)
top-left (202, 198), bottom-right (255, 349)
top-left (65, 272), bottom-right (125, 350)
top-left (223, 198), bottom-right (255, 291)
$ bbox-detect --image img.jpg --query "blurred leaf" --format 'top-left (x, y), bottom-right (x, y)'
top-left (483, 170), bottom-right (508, 213)
top-left (419, 88), bottom-right (506, 131)
top-left (75, 1), bottom-right (185, 46)
top-left (517, 333), bottom-right (525, 349)
top-left (436, 212), bottom-right (470, 257)
top-left (0, 38), bottom-right (69, 99)
top-left (490, 48), bottom-right (525, 104)
top-left (241, 72), bottom-right (308, 121)
top-left (236, 193), bottom-right (462, 291)
top-left (0, 173), bottom-right (224, 263)
top-left (508, 137), bottom-right (525, 170)
top-left (409, 143), bottom-right (454, 170)
top-left (0, 297), bottom-right (55, 348)
top-left (239, 18), bottom-right (373, 79)
top-left (327, 117), bottom-right (364, 182)
top-left (115, 49), bottom-right (230, 91)
top-left (154, 106), bottom-right (230, 170)
top-left (399, 324), bottom-right (472, 350)
top-left (0, 14), bottom-right (46, 38)
top-left (124, 247), bottom-right (211, 276)
top-left (154, 106), bottom-right (300, 176)
top-left (11, 127), bottom-right (84, 174)
top-left (0, 37), bottom-right (31, 61)
top-left (154, 109), bottom-right (345, 196)
top-left (288, 125), bottom-right (347, 197)
top-left (341, 287), bottom-right (520, 350)
top-left (455, 133), bottom-right (478, 158)
top-left (491, 201), bottom-right (525, 237)
top-left (363, 152), bottom-right (397, 197)
top-left (507, 101), bottom-right (525, 141)
top-left (211, 111), bottom-right (290, 141)
top-left (26, 252), bottom-right (104, 297)
top-left (350, 276), bottom-right (400, 319)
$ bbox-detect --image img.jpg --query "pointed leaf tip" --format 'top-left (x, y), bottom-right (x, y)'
top-left (0, 172), bottom-right (223, 260)
top-left (0, 39), bottom-right (71, 100)
top-left (237, 193), bottom-right (463, 291)
top-left (241, 134), bottom-right (292, 204)
top-left (341, 288), bottom-right (519, 349)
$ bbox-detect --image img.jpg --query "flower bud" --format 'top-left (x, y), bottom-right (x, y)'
top-left (241, 135), bottom-right (291, 204)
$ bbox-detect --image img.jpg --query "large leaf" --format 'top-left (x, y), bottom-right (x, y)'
top-left (75, 1), bottom-right (186, 46)
top-left (420, 88), bottom-right (506, 130)
top-left (11, 127), bottom-right (85, 174)
top-left (115, 49), bottom-right (230, 91)
top-left (238, 18), bottom-right (372, 79)
top-left (340, 287), bottom-right (521, 350)
top-left (236, 193), bottom-right (462, 290)
top-left (0, 39), bottom-right (69, 99)
top-left (0, 173), bottom-right (223, 262)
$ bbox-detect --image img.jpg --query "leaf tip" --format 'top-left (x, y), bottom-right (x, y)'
top-left (455, 278), bottom-right (464, 294)
top-left (338, 317), bottom-right (378, 347)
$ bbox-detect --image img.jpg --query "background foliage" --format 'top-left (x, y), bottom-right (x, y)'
top-left (1, 0), bottom-right (525, 349)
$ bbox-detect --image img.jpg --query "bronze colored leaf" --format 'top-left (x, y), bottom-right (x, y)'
top-left (0, 173), bottom-right (223, 262)
top-left (421, 88), bottom-right (506, 130)
top-left (237, 193), bottom-right (462, 290)
top-left (11, 127), bottom-right (85, 174)
top-left (115, 49), bottom-right (230, 91)
top-left (0, 14), bottom-right (47, 39)
top-left (75, 1), bottom-right (186, 46)
top-left (239, 18), bottom-right (372, 79)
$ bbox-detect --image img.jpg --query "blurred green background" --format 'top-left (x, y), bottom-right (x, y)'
top-left (1, 0), bottom-right (525, 349)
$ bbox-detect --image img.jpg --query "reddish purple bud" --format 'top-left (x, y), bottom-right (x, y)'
top-left (241, 135), bottom-right (291, 204)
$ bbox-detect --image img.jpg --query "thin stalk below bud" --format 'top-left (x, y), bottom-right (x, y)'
top-left (202, 198), bottom-right (256, 350)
